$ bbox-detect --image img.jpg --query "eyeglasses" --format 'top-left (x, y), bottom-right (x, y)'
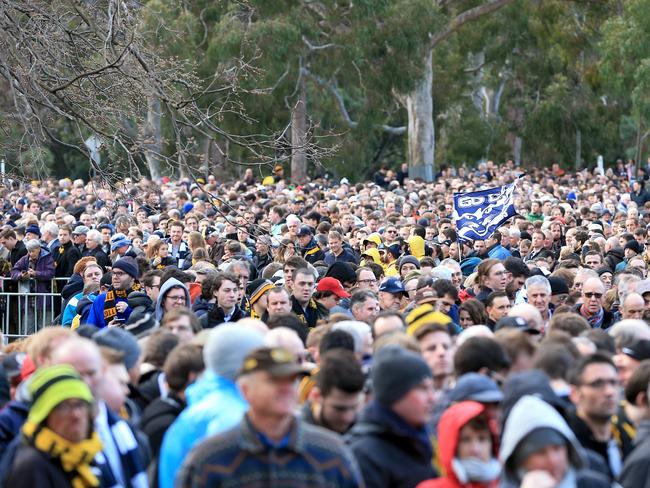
top-left (166, 295), bottom-right (186, 302)
top-left (357, 279), bottom-right (377, 285)
top-left (580, 378), bottom-right (619, 389)
top-left (112, 271), bottom-right (126, 278)
top-left (583, 292), bottom-right (603, 299)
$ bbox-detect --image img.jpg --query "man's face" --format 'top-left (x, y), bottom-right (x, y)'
top-left (584, 254), bottom-right (602, 269)
top-left (83, 265), bottom-right (102, 286)
top-left (378, 291), bottom-right (401, 311)
top-left (297, 234), bottom-right (311, 248)
top-left (283, 265), bottom-right (296, 292)
top-left (419, 331), bottom-right (453, 378)
top-left (445, 266), bottom-right (463, 290)
top-left (267, 290), bottom-right (292, 315)
top-left (329, 236), bottom-right (342, 254)
top-left (0, 236), bottom-right (16, 251)
top-left (169, 225), bottom-right (183, 242)
top-left (145, 276), bottom-right (161, 302)
top-left (215, 279), bottom-right (239, 310)
top-left (352, 297), bottom-right (379, 324)
top-left (487, 296), bottom-right (511, 321)
top-left (101, 228), bottom-right (112, 243)
top-left (457, 424), bottom-right (493, 463)
top-left (532, 232), bottom-right (544, 249)
top-left (185, 218), bottom-right (198, 232)
top-left (163, 315), bottom-right (195, 343)
top-left (622, 295), bottom-right (645, 320)
top-left (571, 362), bottom-right (620, 429)
top-left (485, 264), bottom-right (508, 291)
top-left (58, 229), bottom-right (71, 245)
top-left (613, 353), bottom-right (640, 388)
top-left (527, 285), bottom-right (551, 315)
top-left (392, 377), bottom-right (436, 428)
top-left (243, 371), bottom-right (298, 418)
top-left (473, 241), bottom-right (486, 255)
top-left (73, 233), bottom-right (87, 246)
top-left (581, 279), bottom-right (605, 315)
top-left (400, 263), bottom-right (418, 278)
top-left (318, 387), bottom-right (364, 434)
top-left (293, 272), bottom-right (315, 304)
top-left (46, 399), bottom-right (91, 443)
top-left (356, 270), bottom-right (378, 292)
top-left (111, 268), bottom-right (133, 290)
top-left (164, 287), bottom-right (187, 312)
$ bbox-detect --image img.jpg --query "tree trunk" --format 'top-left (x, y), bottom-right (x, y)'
top-left (291, 76), bottom-right (308, 184)
top-left (575, 128), bottom-right (582, 171)
top-left (143, 94), bottom-right (162, 181)
top-left (406, 50), bottom-right (435, 182)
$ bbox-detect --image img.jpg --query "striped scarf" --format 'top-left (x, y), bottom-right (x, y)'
top-left (580, 304), bottom-right (604, 328)
top-left (103, 284), bottom-right (141, 321)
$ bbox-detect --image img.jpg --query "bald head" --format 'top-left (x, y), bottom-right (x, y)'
top-left (622, 293), bottom-right (645, 320)
top-left (509, 303), bottom-right (544, 333)
top-left (51, 337), bottom-right (103, 394)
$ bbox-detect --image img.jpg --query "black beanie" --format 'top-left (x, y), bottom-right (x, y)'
top-left (112, 256), bottom-right (139, 279)
top-left (371, 345), bottom-right (432, 407)
top-left (325, 262), bottom-right (356, 284)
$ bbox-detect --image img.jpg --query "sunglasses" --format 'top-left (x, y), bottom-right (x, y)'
top-left (583, 292), bottom-right (603, 299)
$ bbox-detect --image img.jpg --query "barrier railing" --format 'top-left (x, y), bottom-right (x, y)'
top-left (0, 277), bottom-right (70, 340)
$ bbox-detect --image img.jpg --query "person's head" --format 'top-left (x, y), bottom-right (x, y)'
top-left (525, 275), bottom-right (552, 317)
top-left (485, 291), bottom-right (511, 322)
top-left (458, 299), bottom-right (488, 328)
top-left (82, 263), bottom-right (103, 287)
top-left (169, 220), bottom-right (184, 242)
top-left (237, 347), bottom-right (308, 419)
top-left (350, 289), bottom-right (380, 324)
top-left (309, 349), bottom-right (365, 434)
top-left (203, 324), bottom-right (265, 380)
top-left (58, 225), bottom-right (72, 245)
top-left (164, 343), bottom-right (205, 397)
top-left (371, 345), bottom-right (434, 428)
top-left (111, 257), bottom-right (138, 290)
top-left (580, 277), bottom-right (605, 315)
top-left (413, 323), bottom-right (453, 380)
top-left (266, 286), bottom-right (292, 316)
top-left (621, 292), bottom-right (645, 320)
top-left (378, 277), bottom-right (406, 311)
top-left (161, 307), bottom-right (201, 342)
top-left (162, 282), bottom-right (189, 314)
top-left (93, 327), bottom-right (142, 384)
top-left (584, 251), bottom-right (603, 269)
top-left (51, 337), bottom-right (103, 394)
top-left (0, 229), bottom-right (17, 250)
top-left (477, 259), bottom-right (507, 291)
top-left (25, 239), bottom-right (41, 260)
top-left (213, 272), bottom-right (240, 311)
top-left (26, 364), bottom-right (94, 443)
top-left (141, 270), bottom-right (163, 302)
top-left (454, 336), bottom-right (511, 379)
top-left (292, 267), bottom-right (316, 306)
top-left (356, 266), bottom-right (379, 292)
top-left (372, 310), bottom-right (406, 338)
top-left (613, 338), bottom-right (650, 387)
top-left (570, 352), bottom-right (619, 424)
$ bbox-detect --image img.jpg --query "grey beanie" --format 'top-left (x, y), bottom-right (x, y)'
top-left (371, 345), bottom-right (432, 407)
top-left (93, 327), bottom-right (141, 370)
top-left (511, 427), bottom-right (567, 469)
top-left (203, 324), bottom-right (265, 380)
top-left (398, 255), bottom-right (421, 273)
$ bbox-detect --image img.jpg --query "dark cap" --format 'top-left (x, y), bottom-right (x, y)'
top-left (415, 288), bottom-right (438, 305)
top-left (449, 372), bottom-right (504, 403)
top-left (239, 348), bottom-right (310, 378)
top-left (548, 276), bottom-right (569, 296)
top-left (379, 277), bottom-right (406, 295)
top-left (624, 240), bottom-right (643, 254)
top-left (495, 316), bottom-right (540, 335)
top-left (621, 339), bottom-right (650, 361)
top-left (296, 225), bottom-right (313, 237)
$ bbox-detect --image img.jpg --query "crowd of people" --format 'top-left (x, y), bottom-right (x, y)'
top-left (0, 159), bottom-right (650, 487)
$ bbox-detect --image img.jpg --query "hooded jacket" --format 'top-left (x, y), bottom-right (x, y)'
top-left (499, 395), bottom-right (609, 488)
top-left (347, 400), bottom-right (437, 487)
top-left (154, 278), bottom-right (190, 321)
top-left (418, 402), bottom-right (498, 488)
top-left (408, 235), bottom-right (426, 260)
top-left (10, 248), bottom-right (55, 299)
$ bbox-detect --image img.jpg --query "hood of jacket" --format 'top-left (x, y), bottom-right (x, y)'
top-left (128, 291), bottom-right (154, 310)
top-left (408, 235), bottom-right (426, 259)
top-left (155, 277), bottom-right (190, 321)
top-left (61, 273), bottom-right (84, 300)
top-left (437, 401), bottom-right (498, 484)
top-left (499, 395), bottom-right (584, 484)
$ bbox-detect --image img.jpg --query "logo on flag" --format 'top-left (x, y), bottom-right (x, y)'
top-left (453, 183), bottom-right (518, 242)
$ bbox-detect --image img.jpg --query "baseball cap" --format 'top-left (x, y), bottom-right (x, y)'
top-left (239, 348), bottom-right (310, 378)
top-left (72, 225), bottom-right (90, 235)
top-left (621, 340), bottom-right (650, 361)
top-left (415, 288), bottom-right (438, 305)
top-left (316, 277), bottom-right (351, 298)
top-left (378, 277), bottom-right (406, 295)
top-left (495, 316), bottom-right (540, 335)
top-left (296, 225), bottom-right (313, 237)
top-left (449, 373), bottom-right (504, 403)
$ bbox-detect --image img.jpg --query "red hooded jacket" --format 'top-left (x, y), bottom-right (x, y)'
top-left (418, 401), bottom-right (499, 488)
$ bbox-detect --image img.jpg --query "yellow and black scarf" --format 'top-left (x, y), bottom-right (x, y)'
top-left (23, 421), bottom-right (103, 488)
top-left (103, 283), bottom-right (141, 321)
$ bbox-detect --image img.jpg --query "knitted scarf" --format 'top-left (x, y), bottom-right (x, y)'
top-left (22, 421), bottom-right (103, 488)
top-left (103, 283), bottom-right (141, 321)
top-left (579, 304), bottom-right (604, 328)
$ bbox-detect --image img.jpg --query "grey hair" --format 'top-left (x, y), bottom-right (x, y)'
top-left (86, 229), bottom-right (103, 245)
top-left (617, 274), bottom-right (642, 302)
top-left (42, 222), bottom-right (59, 238)
top-left (331, 320), bottom-right (371, 354)
top-left (25, 239), bottom-right (41, 251)
top-left (525, 275), bottom-right (551, 294)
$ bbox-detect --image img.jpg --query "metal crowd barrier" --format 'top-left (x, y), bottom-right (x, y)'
top-left (0, 277), bottom-right (70, 340)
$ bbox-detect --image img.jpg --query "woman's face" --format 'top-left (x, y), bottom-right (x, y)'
top-left (484, 264), bottom-right (507, 291)
top-left (459, 310), bottom-right (474, 329)
top-left (158, 245), bottom-right (168, 258)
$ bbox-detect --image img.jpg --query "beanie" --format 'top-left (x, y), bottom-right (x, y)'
top-left (203, 324), bottom-right (265, 381)
top-left (325, 262), bottom-right (356, 284)
top-left (112, 256), bottom-right (139, 279)
top-left (511, 427), bottom-right (567, 469)
top-left (371, 345), bottom-right (432, 407)
top-left (398, 255), bottom-right (421, 273)
top-left (26, 364), bottom-right (93, 426)
top-left (93, 327), bottom-right (141, 370)
top-left (246, 279), bottom-right (274, 305)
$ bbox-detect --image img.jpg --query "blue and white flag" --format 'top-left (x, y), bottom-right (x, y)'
top-left (453, 183), bottom-right (518, 242)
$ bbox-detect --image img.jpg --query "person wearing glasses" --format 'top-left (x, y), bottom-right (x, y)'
top-left (566, 353), bottom-right (627, 482)
top-left (573, 277), bottom-right (615, 329)
top-left (475, 259), bottom-right (508, 304)
top-left (87, 256), bottom-right (140, 329)
top-left (154, 277), bottom-right (190, 321)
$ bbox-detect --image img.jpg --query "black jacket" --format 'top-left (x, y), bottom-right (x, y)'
top-left (54, 241), bottom-right (81, 278)
top-left (82, 246), bottom-right (111, 269)
top-left (9, 241), bottom-right (27, 267)
top-left (291, 296), bottom-right (329, 329)
top-left (141, 394), bottom-right (185, 458)
top-left (347, 400), bottom-right (437, 488)
top-left (572, 303), bottom-right (616, 330)
top-left (200, 304), bottom-right (244, 328)
top-left (620, 420), bottom-right (650, 488)
top-left (604, 247), bottom-right (624, 273)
